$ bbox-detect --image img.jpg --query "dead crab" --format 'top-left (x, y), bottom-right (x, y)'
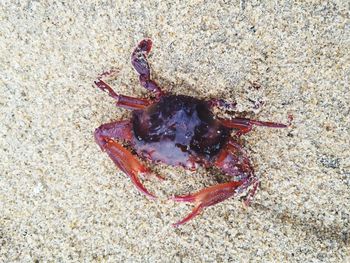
top-left (94, 39), bottom-right (287, 227)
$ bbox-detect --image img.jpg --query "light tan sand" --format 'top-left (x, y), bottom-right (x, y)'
top-left (1, 1), bottom-right (349, 262)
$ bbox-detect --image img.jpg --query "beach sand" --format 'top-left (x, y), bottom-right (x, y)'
top-left (1, 1), bottom-right (349, 262)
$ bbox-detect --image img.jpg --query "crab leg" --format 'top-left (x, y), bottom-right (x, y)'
top-left (172, 140), bottom-right (257, 227)
top-left (219, 117), bottom-right (287, 136)
top-left (172, 181), bottom-right (244, 227)
top-left (94, 120), bottom-right (158, 198)
top-left (215, 139), bottom-right (259, 204)
top-left (215, 139), bottom-right (253, 176)
top-left (94, 78), bottom-right (152, 110)
top-left (131, 39), bottom-right (163, 97)
top-left (94, 120), bottom-right (132, 149)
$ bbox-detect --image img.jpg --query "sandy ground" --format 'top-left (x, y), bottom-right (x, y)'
top-left (1, 1), bottom-right (349, 262)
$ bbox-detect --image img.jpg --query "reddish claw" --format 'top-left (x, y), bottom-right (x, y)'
top-left (172, 181), bottom-right (244, 227)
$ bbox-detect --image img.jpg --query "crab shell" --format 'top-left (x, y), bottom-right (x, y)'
top-left (132, 94), bottom-right (231, 169)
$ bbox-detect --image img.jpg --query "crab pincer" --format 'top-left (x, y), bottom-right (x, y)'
top-left (171, 181), bottom-right (244, 227)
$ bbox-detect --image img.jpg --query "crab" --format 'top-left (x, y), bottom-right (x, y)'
top-left (94, 39), bottom-right (287, 227)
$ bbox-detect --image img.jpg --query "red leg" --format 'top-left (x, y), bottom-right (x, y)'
top-left (219, 117), bottom-right (287, 136)
top-left (94, 78), bottom-right (152, 110)
top-left (171, 181), bottom-right (244, 227)
top-left (215, 140), bottom-right (259, 201)
top-left (131, 39), bottom-right (163, 97)
top-left (95, 120), bottom-right (159, 198)
top-left (171, 140), bottom-right (257, 227)
top-left (214, 140), bottom-right (252, 176)
top-left (94, 120), bottom-right (132, 149)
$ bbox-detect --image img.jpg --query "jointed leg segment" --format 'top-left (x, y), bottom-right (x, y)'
top-left (172, 181), bottom-right (244, 227)
top-left (216, 139), bottom-right (260, 205)
top-left (94, 39), bottom-right (164, 109)
top-left (94, 120), bottom-right (132, 149)
top-left (219, 117), bottom-right (287, 136)
top-left (131, 39), bottom-right (163, 97)
top-left (172, 139), bottom-right (258, 227)
top-left (94, 120), bottom-right (158, 198)
top-left (94, 78), bottom-right (152, 110)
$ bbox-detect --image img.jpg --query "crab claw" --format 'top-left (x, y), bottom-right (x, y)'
top-left (95, 128), bottom-right (157, 199)
top-left (172, 204), bottom-right (203, 228)
top-left (131, 38), bottom-right (153, 77)
top-left (131, 39), bottom-right (163, 97)
top-left (171, 181), bottom-right (244, 227)
top-left (127, 171), bottom-right (156, 199)
top-left (104, 139), bottom-right (157, 199)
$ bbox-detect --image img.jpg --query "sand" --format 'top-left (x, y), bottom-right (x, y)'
top-left (1, 1), bottom-right (349, 262)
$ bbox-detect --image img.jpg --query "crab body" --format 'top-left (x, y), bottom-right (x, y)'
top-left (94, 39), bottom-right (286, 226)
top-left (132, 94), bottom-right (230, 168)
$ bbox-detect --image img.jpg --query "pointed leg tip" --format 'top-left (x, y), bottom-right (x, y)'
top-left (149, 194), bottom-right (157, 200)
top-left (172, 205), bottom-right (203, 227)
top-left (137, 186), bottom-right (157, 199)
top-left (131, 176), bottom-right (157, 199)
top-left (172, 218), bottom-right (188, 228)
top-left (143, 191), bottom-right (157, 200)
top-left (172, 222), bottom-right (181, 228)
